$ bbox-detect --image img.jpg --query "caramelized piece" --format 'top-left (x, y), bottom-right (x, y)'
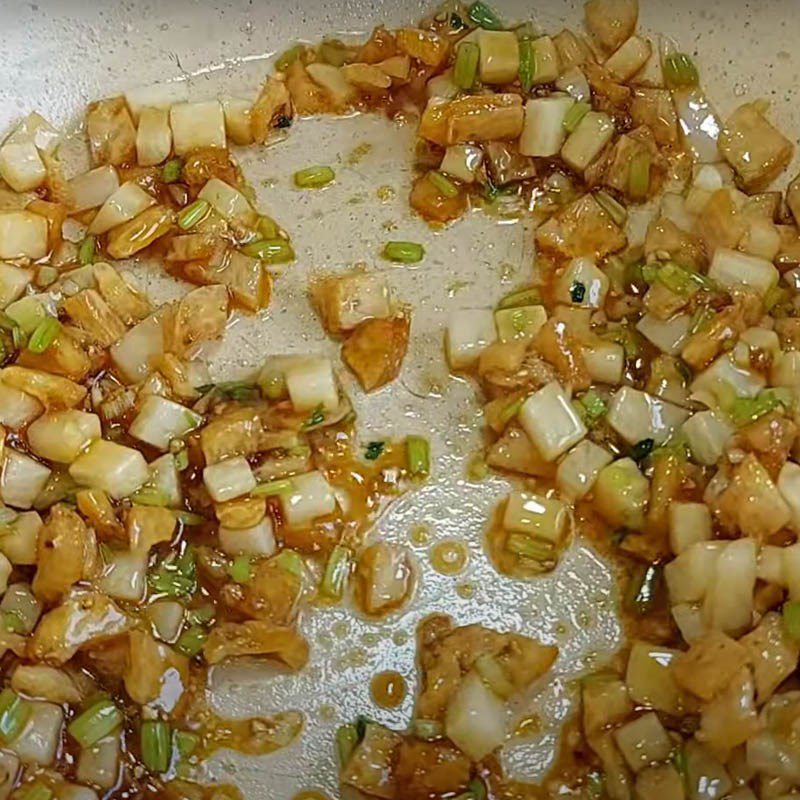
top-left (86, 96), bottom-right (136, 166)
top-left (409, 174), bottom-right (467, 223)
top-left (419, 94), bottom-right (524, 147)
top-left (251, 77), bottom-right (292, 143)
top-left (203, 620), bottom-right (309, 669)
top-left (342, 314), bottom-right (410, 391)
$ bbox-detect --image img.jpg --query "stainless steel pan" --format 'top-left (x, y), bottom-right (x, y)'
top-left (0, 0), bottom-right (797, 796)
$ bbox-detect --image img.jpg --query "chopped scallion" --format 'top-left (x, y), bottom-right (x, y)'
top-left (428, 170), bottom-right (460, 198)
top-left (468, 0), bottom-right (502, 30)
top-left (0, 688), bottom-right (30, 743)
top-left (454, 42), bottom-right (480, 89)
top-left (174, 449), bottom-right (189, 472)
top-left (273, 549), bottom-right (305, 578)
top-left (162, 158), bottom-right (183, 183)
top-left (303, 405), bottom-right (326, 428)
top-left (174, 729), bottom-right (199, 759)
top-left (176, 511), bottom-right (206, 527)
top-left (594, 191), bottom-right (627, 227)
top-left (518, 39), bottom-right (535, 93)
top-left (628, 150), bottom-right (651, 200)
top-left (783, 601), bottom-right (800, 640)
top-left (175, 624), bottom-right (208, 657)
top-left (563, 102), bottom-right (591, 133)
top-left (505, 534), bottom-right (554, 561)
top-left (16, 783), bottom-right (52, 800)
top-left (320, 544), bottom-right (351, 600)
top-left (468, 778), bottom-right (488, 800)
top-left (364, 441), bottom-right (385, 461)
top-left (68, 699), bottom-right (123, 748)
top-left (382, 241), bottom-right (425, 264)
top-left (0, 611), bottom-right (25, 634)
top-left (335, 723), bottom-right (358, 767)
top-left (257, 215), bottom-right (281, 239)
top-left (185, 604), bottom-right (215, 626)
top-left (177, 199), bottom-right (210, 230)
top-left (228, 555), bottom-right (253, 584)
top-left (663, 52), bottom-right (699, 89)
top-left (729, 390), bottom-right (783, 426)
top-left (148, 548), bottom-right (197, 598)
top-left (131, 487), bottom-right (170, 507)
top-left (197, 380), bottom-right (261, 401)
top-left (498, 396), bottom-right (525, 427)
top-left (27, 317), bottom-right (60, 354)
top-left (252, 478), bottom-right (295, 497)
top-left (78, 235), bottom-right (96, 265)
top-left (578, 390), bottom-right (607, 426)
top-left (406, 435), bottom-right (430, 477)
top-left (141, 720), bottom-right (172, 773)
top-left (294, 165), bottom-right (335, 188)
top-left (241, 238), bottom-right (295, 263)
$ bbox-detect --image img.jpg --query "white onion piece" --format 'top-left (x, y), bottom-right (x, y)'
top-left (685, 738), bottom-right (732, 800)
top-left (0, 382), bottom-right (42, 429)
top-left (556, 258), bottom-right (609, 309)
top-left (0, 749), bottom-right (19, 797)
top-left (12, 701), bottom-right (63, 765)
top-left (673, 87), bottom-right (722, 164)
top-left (136, 106), bottom-right (172, 167)
top-left (625, 642), bottom-right (683, 715)
top-left (5, 112), bottom-right (60, 155)
top-left (0, 142), bottom-right (46, 192)
top-left (281, 470), bottom-right (336, 529)
top-left (427, 73), bottom-right (458, 100)
top-left (607, 387), bottom-right (689, 445)
top-left (98, 548), bottom-right (148, 602)
top-left (285, 357), bottom-right (339, 413)
top-left (0, 263), bottom-right (32, 309)
top-left (555, 67), bottom-right (591, 103)
top-left (503, 492), bottom-right (567, 543)
top-left (69, 440), bottom-right (149, 499)
top-left (671, 603), bottom-right (706, 645)
top-left (665, 541), bottom-right (726, 605)
top-left (708, 247), bottom-right (779, 296)
top-left (682, 411), bottom-right (733, 466)
top-left (76, 731), bottom-right (120, 790)
top-left (605, 35), bottom-right (652, 81)
top-left (219, 517), bottom-right (277, 556)
top-left (88, 182), bottom-right (155, 235)
top-left (771, 350), bottom-right (800, 389)
top-left (129, 395), bottom-right (202, 451)
top-left (444, 671), bottom-right (507, 761)
top-left (0, 511), bottom-right (41, 565)
top-left (614, 712), bottom-right (672, 772)
top-left (146, 599), bottom-right (184, 643)
top-left (556, 440), bottom-right (613, 501)
top-left (0, 449), bottom-right (50, 510)
top-left (519, 382), bottom-right (587, 461)
top-left (691, 354), bottom-right (765, 403)
top-left (636, 312), bottom-right (691, 355)
top-left (440, 145), bottom-right (484, 183)
top-left (0, 583), bottom-right (42, 634)
top-left (446, 310), bottom-right (497, 370)
top-left (561, 111), bottom-right (615, 172)
top-left (778, 462), bottom-right (800, 532)
top-left (0, 211), bottom-right (48, 260)
top-left (583, 341), bottom-right (625, 385)
top-left (520, 96), bottom-right (575, 158)
top-left (669, 502), bottom-right (712, 555)
top-left (306, 63), bottom-right (356, 104)
top-left (477, 30), bottom-right (520, 84)
top-left (147, 454), bottom-right (183, 508)
top-left (110, 312), bottom-right (164, 384)
top-left (26, 410), bottom-right (100, 463)
top-left (170, 101), bottom-right (226, 155)
top-left (221, 97), bottom-right (254, 146)
top-left (197, 178), bottom-right (256, 226)
top-left (594, 458), bottom-right (650, 531)
top-left (58, 785), bottom-right (100, 800)
top-left (124, 81), bottom-right (188, 121)
top-left (68, 166), bottom-right (120, 213)
top-left (702, 538), bottom-right (757, 635)
top-left (203, 456), bottom-right (256, 503)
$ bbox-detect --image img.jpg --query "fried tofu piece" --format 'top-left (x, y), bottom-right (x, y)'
top-left (342, 314), bottom-right (410, 391)
top-left (419, 94), bottom-right (524, 147)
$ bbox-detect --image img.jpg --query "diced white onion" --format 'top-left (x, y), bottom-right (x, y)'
top-left (12, 701), bottom-right (63, 766)
top-left (685, 739), bottom-right (732, 800)
top-left (519, 382), bottom-right (587, 461)
top-left (89, 182), bottom-right (155, 235)
top-left (708, 247), bottom-right (779, 295)
top-left (0, 511), bottom-right (41, 565)
top-left (444, 671), bottom-right (507, 761)
top-left (0, 382), bottom-right (42, 429)
top-left (220, 97), bottom-right (254, 146)
top-left (673, 87), bottom-right (722, 164)
top-left (440, 145), bottom-right (484, 184)
top-left (169, 101), bottom-right (226, 155)
top-left (58, 785), bottom-right (100, 800)
top-left (478, 31), bottom-right (520, 84)
top-left (771, 351), bottom-right (800, 389)
top-left (0, 211), bottom-right (48, 260)
top-left (285, 357), bottom-right (339, 413)
top-left (606, 387), bottom-right (689, 445)
top-left (0, 449), bottom-right (51, 510)
top-left (427, 73), bottom-right (458, 100)
top-left (555, 67), bottom-right (591, 103)
top-left (740, 217), bottom-right (781, 261)
top-left (202, 456), bottom-right (256, 503)
top-left (520, 96), bottom-right (575, 158)
top-left (636, 312), bottom-right (691, 355)
top-left (281, 470), bottom-right (336, 529)
top-left (604, 35), bottom-right (651, 82)
top-left (26, 410), bottom-right (100, 463)
top-left (197, 178), bottom-right (256, 227)
top-left (0, 142), bottom-right (46, 192)
top-left (625, 642), bottom-right (684, 715)
top-left (503, 492), bottom-right (567, 543)
top-left (0, 746), bottom-right (19, 797)
top-left (671, 603), bottom-right (706, 645)
top-left (446, 310), bottom-right (498, 370)
top-left (778, 462), bottom-right (800, 532)
top-left (702, 538), bottom-right (757, 635)
top-left (0, 263), bottom-right (32, 309)
top-left (594, 457), bottom-right (650, 530)
top-left (135, 106), bottom-right (172, 167)
top-left (669, 502), bottom-right (712, 554)
top-left (494, 305), bottom-right (547, 343)
top-left (68, 166), bottom-right (120, 213)
top-left (5, 112), bottom-right (60, 155)
top-left (660, 193), bottom-right (696, 233)
top-left (146, 599), bottom-right (184, 643)
top-left (528, 36), bottom-right (560, 84)
top-left (98, 548), bottom-right (149, 602)
top-left (219, 517), bottom-right (277, 556)
top-left (306, 63), bottom-right (356, 104)
top-left (561, 111), bottom-right (615, 172)
top-left (614, 712), bottom-right (672, 773)
top-left (757, 545), bottom-right (785, 586)
top-left (147, 454), bottom-right (183, 509)
top-left (665, 541), bottom-right (726, 604)
top-left (0, 583), bottom-right (42, 633)
top-left (583, 341), bottom-right (625, 385)
top-left (129, 395), bottom-right (202, 451)
top-left (556, 440), bottom-right (613, 501)
top-left (76, 732), bottom-right (120, 790)
top-left (124, 81), bottom-right (189, 121)
top-left (110, 313), bottom-right (165, 384)
top-left (682, 410), bottom-right (733, 466)
top-left (69, 440), bottom-right (149, 499)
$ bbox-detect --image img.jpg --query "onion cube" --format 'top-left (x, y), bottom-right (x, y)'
top-left (446, 309), bottom-right (497, 370)
top-left (708, 247), bottom-right (779, 296)
top-left (778, 462), bottom-right (800, 532)
top-left (281, 471), bottom-right (336, 528)
top-left (203, 456), bottom-right (256, 503)
top-left (519, 96), bottom-right (574, 158)
top-left (503, 492), bottom-right (567, 543)
top-left (519, 382), bottom-right (587, 461)
top-left (219, 518), bottom-right (277, 557)
top-left (0, 211), bottom-right (48, 260)
top-left (669, 502), bottom-right (712, 554)
top-left (0, 449), bottom-right (51, 510)
top-left (0, 142), bottom-right (46, 192)
top-left (0, 382), bottom-right (42, 429)
top-left (606, 387), bottom-right (689, 445)
top-left (555, 258), bottom-right (609, 308)
top-left (68, 166), bottom-right (120, 213)
top-left (556, 440), bottom-right (613, 501)
top-left (285, 357), bottom-right (339, 413)
top-left (69, 440), bottom-right (149, 499)
top-left (89, 182), bottom-right (156, 235)
top-left (682, 410), bottom-right (733, 466)
top-left (0, 262), bottom-right (32, 309)
top-left (170, 101), bottom-right (226, 155)
top-left (129, 395), bottom-right (203, 451)
top-left (27, 410), bottom-right (101, 463)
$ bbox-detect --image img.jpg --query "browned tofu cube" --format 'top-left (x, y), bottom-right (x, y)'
top-left (631, 88), bottom-right (679, 146)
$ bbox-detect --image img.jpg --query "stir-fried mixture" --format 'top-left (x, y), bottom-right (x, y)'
top-left (1, 0), bottom-right (800, 797)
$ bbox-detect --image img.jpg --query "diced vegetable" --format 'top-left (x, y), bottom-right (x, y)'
top-left (477, 31), bottom-right (519, 84)
top-left (406, 436), bottom-right (430, 477)
top-left (294, 165), bottom-right (336, 189)
top-left (626, 642), bottom-right (686, 715)
top-left (555, 257), bottom-right (610, 309)
top-left (585, 0), bottom-right (638, 52)
top-left (444, 671), bottom-right (506, 761)
top-left (518, 382), bottom-right (587, 461)
top-left (614, 712), bottom-right (672, 773)
top-left (669, 502), bottom-right (712, 554)
top-left (69, 440), bottom-right (149, 499)
top-left (594, 457), bottom-right (650, 530)
top-left (285, 357), bottom-right (339, 412)
top-left (446, 309), bottom-right (497, 370)
top-left (202, 456), bottom-right (256, 503)
top-left (281, 470), bottom-right (336, 528)
top-left (605, 36), bottom-right (652, 82)
top-left (140, 720), bottom-right (171, 773)
top-left (1, 449), bottom-right (51, 510)
top-left (494, 305), bottom-right (547, 342)
top-left (702, 538), bottom-right (757, 635)
top-left (219, 518), bottom-right (276, 557)
top-left (135, 106), bottom-right (173, 166)
top-left (0, 142), bottom-right (46, 192)
top-left (468, 0), bottom-right (502, 30)
top-left (0, 382), bottom-right (43, 429)
top-left (0, 263), bottom-right (32, 309)
top-left (68, 166), bottom-right (120, 213)
top-left (27, 410), bottom-right (100, 463)
top-left (320, 544), bottom-right (351, 600)
top-left (607, 387), bottom-right (689, 446)
top-left (68, 700), bottom-right (122, 749)
top-left (519, 97), bottom-right (575, 157)
top-left (440, 145), bottom-right (484, 183)
top-left (0, 211), bottom-right (48, 260)
top-left (503, 492), bottom-right (568, 544)
top-left (707, 247), bottom-right (779, 295)
top-left (221, 97), bottom-right (254, 145)
top-left (169, 101), bottom-right (226, 155)
top-left (12, 701), bottom-right (63, 766)
top-left (561, 112), bottom-right (615, 173)
top-left (383, 240), bottom-right (425, 263)
top-left (419, 93), bottom-right (524, 147)
top-left (89, 182), bottom-right (156, 236)
top-left (556, 440), bottom-right (613, 501)
top-left (129, 395), bottom-right (202, 451)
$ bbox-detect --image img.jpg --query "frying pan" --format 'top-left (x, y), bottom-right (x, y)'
top-left (0, 0), bottom-right (798, 796)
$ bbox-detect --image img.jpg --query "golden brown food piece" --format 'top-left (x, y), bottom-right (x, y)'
top-left (11, 665), bottom-right (83, 704)
top-left (341, 63), bottom-right (392, 92)
top-left (357, 27), bottom-right (398, 64)
top-left (536, 194), bottom-right (627, 261)
top-left (86, 97), bottom-right (137, 166)
top-left (203, 620), bottom-right (309, 669)
top-left (409, 174), bottom-right (467, 223)
top-left (534, 318), bottom-right (591, 391)
top-left (106, 205), bottom-right (175, 259)
top-left (124, 629), bottom-right (189, 708)
top-left (419, 94), bottom-right (525, 147)
top-left (286, 61), bottom-right (332, 115)
top-left (630, 88), bottom-right (679, 146)
top-left (697, 188), bottom-right (747, 255)
top-left (395, 28), bottom-right (449, 68)
top-left (342, 315), bottom-right (410, 391)
top-left (737, 412), bottom-right (797, 480)
top-left (416, 614), bottom-right (558, 720)
top-left (0, 366), bottom-right (87, 409)
top-left (163, 284), bottom-right (229, 357)
top-left (311, 271), bottom-right (391, 335)
top-left (341, 723), bottom-right (402, 800)
top-left (181, 146), bottom-right (240, 193)
top-left (553, 28), bottom-right (592, 70)
top-left (740, 612), bottom-right (800, 703)
top-left (585, 0), bottom-right (639, 52)
top-left (76, 489), bottom-right (125, 543)
top-left (644, 217), bottom-right (706, 271)
top-left (603, 127), bottom-right (660, 199)
top-left (33, 504), bottom-right (99, 605)
top-left (486, 425), bottom-right (555, 478)
top-left (394, 739), bottom-right (472, 800)
top-left (671, 631), bottom-right (750, 701)
top-left (16, 329), bottom-right (92, 382)
top-left (681, 305), bottom-right (747, 371)
top-left (125, 506), bottom-right (177, 552)
top-left (718, 102), bottom-right (794, 192)
top-left (92, 262), bottom-right (151, 324)
top-left (221, 561), bottom-right (302, 626)
top-left (29, 590), bottom-right (130, 664)
top-left (62, 289), bottom-right (127, 347)
top-left (356, 542), bottom-right (415, 617)
top-left (583, 61), bottom-right (632, 110)
top-left (251, 77), bottom-right (292, 143)
top-left (646, 450), bottom-right (685, 537)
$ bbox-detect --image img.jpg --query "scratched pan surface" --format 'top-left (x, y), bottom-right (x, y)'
top-left (1, 0), bottom-right (799, 796)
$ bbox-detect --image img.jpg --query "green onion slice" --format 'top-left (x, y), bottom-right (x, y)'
top-left (177, 199), bottom-right (210, 230)
top-left (0, 688), bottom-right (31, 743)
top-left (468, 0), bottom-right (503, 30)
top-left (161, 158), bottom-right (183, 183)
top-left (406, 435), bottom-right (430, 477)
top-left (27, 317), bottom-right (61, 354)
top-left (252, 478), bottom-right (295, 497)
top-left (320, 544), bottom-right (351, 599)
top-left (505, 533), bottom-right (554, 561)
top-left (594, 191), bottom-right (627, 227)
top-left (141, 720), bottom-right (172, 773)
top-left (663, 52), bottom-right (699, 89)
top-left (563, 102), bottom-right (591, 133)
top-left (294, 165), bottom-right (336, 188)
top-left (273, 549), bottom-right (305, 578)
top-left (498, 287), bottom-right (541, 309)
top-left (518, 39), bottom-right (535, 93)
top-left (174, 624), bottom-right (208, 657)
top-left (428, 170), bottom-right (460, 198)
top-left (383, 241), bottom-right (425, 264)
top-left (228, 555), bottom-right (253, 584)
top-left (78, 235), bottom-right (96, 266)
top-left (68, 699), bottom-right (123, 748)
top-left (174, 729), bottom-right (200, 759)
top-left (454, 42), bottom-right (480, 89)
top-left (628, 150), bottom-right (651, 200)
top-left (241, 238), bottom-right (295, 264)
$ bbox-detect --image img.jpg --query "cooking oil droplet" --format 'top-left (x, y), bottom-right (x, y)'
top-left (393, 629), bottom-right (410, 646)
top-left (348, 648), bottom-right (368, 668)
top-left (332, 620), bottom-right (350, 639)
top-left (376, 185), bottom-right (395, 201)
top-left (430, 539), bottom-right (469, 575)
top-left (514, 714), bottom-right (541, 738)
top-left (370, 671), bottom-right (407, 709)
top-left (362, 631), bottom-right (382, 646)
top-left (456, 582), bottom-right (475, 599)
top-left (409, 524), bottom-right (431, 546)
top-left (293, 791), bottom-right (332, 800)
top-left (318, 704), bottom-right (336, 721)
